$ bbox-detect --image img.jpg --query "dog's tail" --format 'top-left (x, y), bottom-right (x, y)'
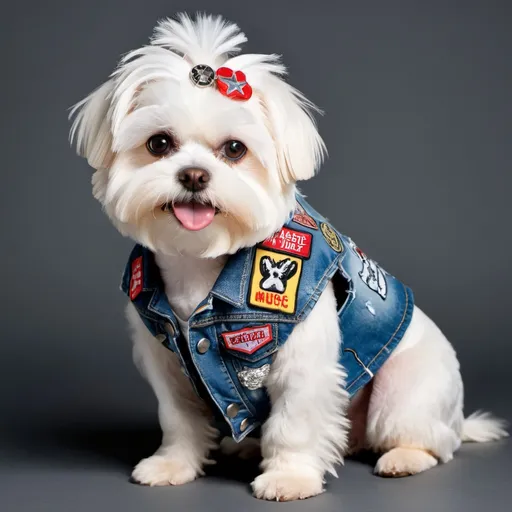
top-left (461, 411), bottom-right (509, 442)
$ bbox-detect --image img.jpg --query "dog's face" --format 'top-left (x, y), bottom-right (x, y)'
top-left (70, 14), bottom-right (326, 257)
top-left (260, 256), bottom-right (298, 293)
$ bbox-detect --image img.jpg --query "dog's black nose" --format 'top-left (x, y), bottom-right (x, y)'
top-left (177, 168), bottom-right (210, 191)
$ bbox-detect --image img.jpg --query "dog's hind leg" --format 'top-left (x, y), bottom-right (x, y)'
top-left (365, 306), bottom-right (465, 477)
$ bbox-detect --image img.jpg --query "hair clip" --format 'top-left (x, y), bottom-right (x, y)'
top-left (189, 64), bottom-right (252, 101)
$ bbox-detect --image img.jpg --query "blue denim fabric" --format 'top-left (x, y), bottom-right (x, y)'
top-left (121, 194), bottom-right (414, 442)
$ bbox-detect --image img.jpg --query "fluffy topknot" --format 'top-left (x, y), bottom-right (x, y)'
top-left (151, 13), bottom-right (248, 66)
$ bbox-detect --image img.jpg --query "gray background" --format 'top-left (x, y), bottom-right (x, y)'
top-left (1, 0), bottom-right (510, 510)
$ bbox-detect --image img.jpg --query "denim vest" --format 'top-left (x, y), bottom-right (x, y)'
top-left (121, 195), bottom-right (414, 442)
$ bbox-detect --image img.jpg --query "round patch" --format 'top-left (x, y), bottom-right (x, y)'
top-left (189, 64), bottom-right (215, 88)
top-left (320, 222), bottom-right (343, 253)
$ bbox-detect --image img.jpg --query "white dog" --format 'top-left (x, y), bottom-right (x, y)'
top-left (70, 13), bottom-right (507, 501)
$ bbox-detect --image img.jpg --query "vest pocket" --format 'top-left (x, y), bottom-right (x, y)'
top-left (216, 322), bottom-right (278, 363)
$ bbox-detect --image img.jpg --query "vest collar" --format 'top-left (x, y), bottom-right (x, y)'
top-left (121, 243), bottom-right (255, 312)
top-left (208, 246), bottom-right (254, 307)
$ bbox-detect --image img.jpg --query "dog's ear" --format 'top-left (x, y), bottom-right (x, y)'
top-left (69, 80), bottom-right (116, 170)
top-left (256, 75), bottom-right (327, 184)
top-left (260, 256), bottom-right (274, 277)
top-left (279, 259), bottom-right (298, 280)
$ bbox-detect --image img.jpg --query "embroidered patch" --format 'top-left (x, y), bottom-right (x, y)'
top-left (292, 203), bottom-right (318, 230)
top-left (261, 227), bottom-right (312, 258)
top-left (248, 248), bottom-right (302, 314)
top-left (129, 256), bottom-right (143, 300)
top-left (348, 239), bottom-right (387, 300)
top-left (320, 222), bottom-right (343, 253)
top-left (238, 364), bottom-right (271, 390)
top-left (221, 325), bottom-right (273, 355)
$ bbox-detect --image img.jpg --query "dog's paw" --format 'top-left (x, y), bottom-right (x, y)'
top-left (374, 447), bottom-right (438, 477)
top-left (219, 436), bottom-right (261, 460)
top-left (251, 469), bottom-right (324, 501)
top-left (132, 455), bottom-right (199, 486)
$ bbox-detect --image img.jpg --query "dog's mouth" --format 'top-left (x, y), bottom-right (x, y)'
top-left (161, 201), bottom-right (219, 231)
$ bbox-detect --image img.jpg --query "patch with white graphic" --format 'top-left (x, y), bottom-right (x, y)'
top-left (348, 239), bottom-right (387, 300)
top-left (261, 227), bottom-right (312, 258)
top-left (248, 248), bottom-right (302, 314)
top-left (221, 325), bottom-right (273, 355)
top-left (259, 255), bottom-right (298, 293)
top-left (292, 203), bottom-right (318, 230)
top-left (130, 256), bottom-right (143, 300)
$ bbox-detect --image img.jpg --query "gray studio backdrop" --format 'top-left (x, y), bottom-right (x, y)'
top-left (1, 1), bottom-right (510, 511)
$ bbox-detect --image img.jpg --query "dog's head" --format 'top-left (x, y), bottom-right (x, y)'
top-left (260, 256), bottom-right (298, 293)
top-left (69, 13), bottom-right (326, 258)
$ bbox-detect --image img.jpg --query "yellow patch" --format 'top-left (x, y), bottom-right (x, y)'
top-left (248, 248), bottom-right (302, 314)
top-left (320, 222), bottom-right (343, 253)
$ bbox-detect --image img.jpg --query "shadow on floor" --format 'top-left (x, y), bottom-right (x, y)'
top-left (3, 422), bottom-right (160, 469)
top-left (1, 422), bottom-right (273, 484)
top-left (2, 421), bottom-right (385, 485)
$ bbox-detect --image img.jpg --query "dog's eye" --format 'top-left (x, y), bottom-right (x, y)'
top-left (146, 133), bottom-right (174, 156)
top-left (222, 140), bottom-right (247, 161)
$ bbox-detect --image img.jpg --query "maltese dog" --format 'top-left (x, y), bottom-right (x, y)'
top-left (69, 13), bottom-right (507, 501)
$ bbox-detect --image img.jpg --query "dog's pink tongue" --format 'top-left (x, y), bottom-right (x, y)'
top-left (172, 202), bottom-right (216, 231)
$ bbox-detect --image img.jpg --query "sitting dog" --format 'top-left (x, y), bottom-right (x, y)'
top-left (69, 13), bottom-right (507, 501)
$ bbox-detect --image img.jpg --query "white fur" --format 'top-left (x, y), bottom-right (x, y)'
top-left (127, 302), bottom-right (218, 485)
top-left (70, 13), bottom-right (508, 500)
top-left (252, 281), bottom-right (349, 500)
top-left (461, 411), bottom-right (509, 443)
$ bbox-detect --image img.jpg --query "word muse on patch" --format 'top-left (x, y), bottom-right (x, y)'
top-left (248, 248), bottom-right (302, 314)
top-left (221, 325), bottom-right (273, 355)
top-left (261, 227), bottom-right (312, 258)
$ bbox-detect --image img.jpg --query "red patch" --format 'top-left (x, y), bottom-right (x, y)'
top-left (129, 256), bottom-right (143, 300)
top-left (261, 227), bottom-right (312, 258)
top-left (292, 204), bottom-right (318, 230)
top-left (221, 325), bottom-right (273, 355)
top-left (216, 67), bottom-right (253, 100)
top-left (355, 246), bottom-right (367, 260)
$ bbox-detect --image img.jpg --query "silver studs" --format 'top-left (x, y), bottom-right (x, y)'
top-left (155, 333), bottom-right (166, 343)
top-left (196, 338), bottom-right (211, 354)
top-left (226, 403), bottom-right (240, 418)
top-left (240, 418), bottom-right (250, 432)
top-left (190, 64), bottom-right (215, 88)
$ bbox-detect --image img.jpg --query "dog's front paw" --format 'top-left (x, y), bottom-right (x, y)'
top-left (251, 469), bottom-right (324, 501)
top-left (132, 455), bottom-right (199, 486)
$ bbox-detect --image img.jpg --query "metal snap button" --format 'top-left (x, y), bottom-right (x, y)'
top-left (226, 403), bottom-right (240, 418)
top-left (197, 338), bottom-right (211, 354)
top-left (155, 334), bottom-right (166, 343)
top-left (240, 418), bottom-right (250, 432)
